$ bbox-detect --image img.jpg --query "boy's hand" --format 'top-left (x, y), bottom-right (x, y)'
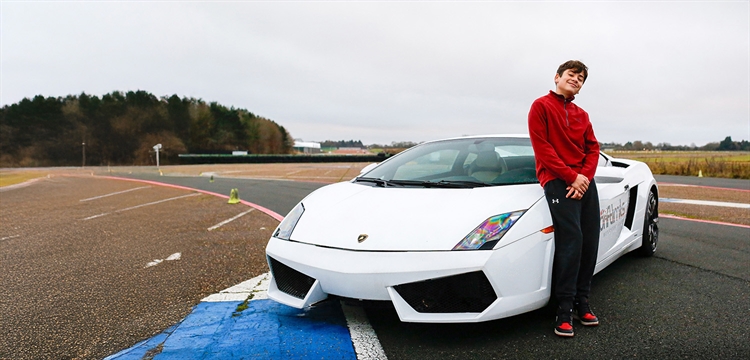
top-left (566, 174), bottom-right (589, 200)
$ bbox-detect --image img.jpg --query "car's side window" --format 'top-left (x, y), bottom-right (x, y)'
top-left (598, 153), bottom-right (611, 167)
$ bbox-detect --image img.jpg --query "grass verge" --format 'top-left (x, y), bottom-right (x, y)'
top-left (0, 171), bottom-right (47, 187)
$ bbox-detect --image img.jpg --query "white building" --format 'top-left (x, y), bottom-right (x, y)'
top-left (293, 140), bottom-right (321, 154)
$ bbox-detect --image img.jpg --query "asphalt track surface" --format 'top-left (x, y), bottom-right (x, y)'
top-left (114, 173), bottom-right (327, 216)
top-left (0, 176), bottom-right (278, 359)
top-left (2, 172), bottom-right (748, 359)
top-left (654, 174), bottom-right (750, 190)
top-left (115, 172), bottom-right (749, 359)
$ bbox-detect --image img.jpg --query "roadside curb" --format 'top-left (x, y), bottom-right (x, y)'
top-left (104, 273), bottom-right (364, 360)
top-left (660, 214), bottom-right (750, 229)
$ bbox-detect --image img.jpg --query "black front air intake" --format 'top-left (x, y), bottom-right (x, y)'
top-left (268, 257), bottom-right (315, 299)
top-left (393, 271), bottom-right (497, 313)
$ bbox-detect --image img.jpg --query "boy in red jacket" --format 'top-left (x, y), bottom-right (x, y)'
top-left (528, 60), bottom-right (601, 337)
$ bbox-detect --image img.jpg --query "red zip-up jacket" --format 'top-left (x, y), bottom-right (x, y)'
top-left (528, 91), bottom-right (600, 188)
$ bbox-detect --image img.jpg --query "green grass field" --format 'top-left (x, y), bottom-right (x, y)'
top-left (605, 151), bottom-right (750, 179)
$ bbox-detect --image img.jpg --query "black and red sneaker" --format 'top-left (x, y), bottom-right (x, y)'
top-left (554, 307), bottom-right (574, 337)
top-left (574, 299), bottom-right (599, 326)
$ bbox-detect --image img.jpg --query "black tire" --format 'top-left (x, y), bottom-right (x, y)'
top-left (638, 188), bottom-right (659, 257)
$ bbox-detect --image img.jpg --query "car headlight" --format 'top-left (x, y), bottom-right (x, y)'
top-left (452, 210), bottom-right (526, 250)
top-left (273, 203), bottom-right (305, 240)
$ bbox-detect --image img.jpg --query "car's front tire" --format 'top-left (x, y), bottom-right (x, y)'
top-left (638, 188), bottom-right (659, 257)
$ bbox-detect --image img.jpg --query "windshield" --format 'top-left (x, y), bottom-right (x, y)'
top-left (358, 137), bottom-right (538, 187)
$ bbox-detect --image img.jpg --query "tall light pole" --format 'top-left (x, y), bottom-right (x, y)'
top-left (82, 142), bottom-right (86, 168)
top-left (153, 143), bottom-right (162, 168)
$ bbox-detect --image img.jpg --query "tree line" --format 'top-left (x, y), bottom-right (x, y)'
top-left (318, 140), bottom-right (419, 149)
top-left (0, 91), bottom-right (293, 166)
top-left (601, 136), bottom-right (750, 151)
top-left (320, 140), bottom-right (365, 148)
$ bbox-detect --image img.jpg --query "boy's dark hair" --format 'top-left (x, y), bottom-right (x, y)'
top-left (557, 60), bottom-right (588, 83)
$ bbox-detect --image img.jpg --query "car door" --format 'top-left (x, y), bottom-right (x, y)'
top-left (594, 153), bottom-right (631, 262)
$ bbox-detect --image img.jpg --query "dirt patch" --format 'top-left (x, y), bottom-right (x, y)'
top-left (659, 184), bottom-right (750, 203)
top-left (660, 202), bottom-right (750, 226)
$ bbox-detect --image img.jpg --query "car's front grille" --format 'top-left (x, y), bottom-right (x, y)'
top-left (268, 256), bottom-right (315, 299)
top-left (393, 271), bottom-right (497, 313)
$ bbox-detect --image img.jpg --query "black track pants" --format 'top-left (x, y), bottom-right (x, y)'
top-left (543, 179), bottom-right (600, 308)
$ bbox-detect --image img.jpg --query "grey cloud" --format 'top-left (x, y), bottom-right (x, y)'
top-left (1, 1), bottom-right (747, 145)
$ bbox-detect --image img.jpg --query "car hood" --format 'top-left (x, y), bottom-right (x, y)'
top-left (288, 181), bottom-right (544, 251)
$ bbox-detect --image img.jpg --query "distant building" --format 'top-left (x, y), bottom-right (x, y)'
top-left (293, 140), bottom-right (322, 154)
top-left (332, 147), bottom-right (370, 154)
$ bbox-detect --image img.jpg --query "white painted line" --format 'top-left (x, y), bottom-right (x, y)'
top-left (82, 193), bottom-right (200, 221)
top-left (115, 193), bottom-right (200, 213)
top-left (83, 213), bottom-right (109, 221)
top-left (145, 259), bottom-right (163, 268)
top-left (207, 209), bottom-right (255, 231)
top-left (80, 186), bottom-right (150, 202)
top-left (251, 275), bottom-right (271, 301)
top-left (165, 253), bottom-right (182, 261)
top-left (658, 182), bottom-right (750, 193)
top-left (145, 252), bottom-right (182, 268)
top-left (202, 272), bottom-right (270, 302)
top-left (0, 178), bottom-right (43, 192)
top-left (341, 301), bottom-right (388, 360)
top-left (200, 272), bottom-right (385, 359)
top-left (661, 198), bottom-right (750, 209)
top-left (0, 235), bottom-right (20, 241)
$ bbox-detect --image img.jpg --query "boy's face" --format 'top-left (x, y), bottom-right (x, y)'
top-left (554, 69), bottom-right (585, 98)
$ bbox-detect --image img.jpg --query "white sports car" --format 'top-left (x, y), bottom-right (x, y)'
top-left (265, 135), bottom-right (659, 323)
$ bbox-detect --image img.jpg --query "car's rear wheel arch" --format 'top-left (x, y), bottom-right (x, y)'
top-left (638, 185), bottom-right (659, 257)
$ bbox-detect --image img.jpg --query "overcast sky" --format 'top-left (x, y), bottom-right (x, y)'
top-left (2, 1), bottom-right (748, 146)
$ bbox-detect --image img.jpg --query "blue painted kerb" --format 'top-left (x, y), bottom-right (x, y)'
top-left (105, 299), bottom-right (357, 359)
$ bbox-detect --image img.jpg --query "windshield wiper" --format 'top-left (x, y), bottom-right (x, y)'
top-left (356, 178), bottom-right (491, 188)
top-left (354, 177), bottom-right (392, 187)
top-left (434, 180), bottom-right (491, 188)
top-left (387, 179), bottom-right (433, 187)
